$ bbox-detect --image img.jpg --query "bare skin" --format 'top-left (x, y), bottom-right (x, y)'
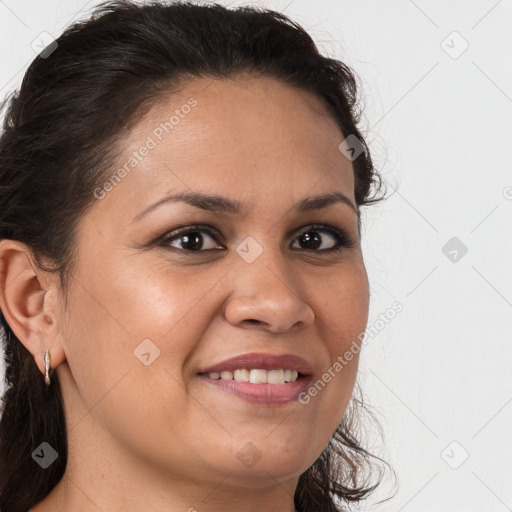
top-left (0, 75), bottom-right (369, 511)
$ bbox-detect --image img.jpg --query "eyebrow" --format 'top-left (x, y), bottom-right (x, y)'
top-left (131, 190), bottom-right (357, 225)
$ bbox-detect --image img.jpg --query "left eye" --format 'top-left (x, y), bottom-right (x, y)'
top-left (290, 224), bottom-right (350, 252)
top-left (158, 224), bottom-right (353, 253)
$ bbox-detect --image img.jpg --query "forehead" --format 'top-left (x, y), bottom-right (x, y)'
top-left (91, 75), bottom-right (355, 224)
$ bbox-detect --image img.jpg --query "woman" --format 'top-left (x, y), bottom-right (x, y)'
top-left (0, 1), bottom-right (391, 510)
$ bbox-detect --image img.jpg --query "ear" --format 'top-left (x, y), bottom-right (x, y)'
top-left (0, 239), bottom-right (66, 378)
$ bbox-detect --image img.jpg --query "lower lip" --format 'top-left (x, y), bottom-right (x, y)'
top-left (199, 375), bottom-right (312, 406)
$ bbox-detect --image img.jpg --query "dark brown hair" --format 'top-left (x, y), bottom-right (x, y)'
top-left (0, 1), bottom-right (392, 510)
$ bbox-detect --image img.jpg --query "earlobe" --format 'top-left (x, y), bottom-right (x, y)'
top-left (0, 239), bottom-right (67, 378)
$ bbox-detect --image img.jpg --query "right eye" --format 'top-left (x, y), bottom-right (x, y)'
top-left (158, 225), bottom-right (224, 252)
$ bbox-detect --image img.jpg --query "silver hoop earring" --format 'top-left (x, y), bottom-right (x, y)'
top-left (44, 350), bottom-right (51, 387)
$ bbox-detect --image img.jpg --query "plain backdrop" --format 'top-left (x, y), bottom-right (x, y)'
top-left (1, 1), bottom-right (511, 511)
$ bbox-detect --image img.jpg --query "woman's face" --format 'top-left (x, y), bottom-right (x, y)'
top-left (53, 75), bottom-right (369, 493)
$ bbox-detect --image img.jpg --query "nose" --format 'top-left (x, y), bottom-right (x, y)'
top-left (224, 257), bottom-right (315, 334)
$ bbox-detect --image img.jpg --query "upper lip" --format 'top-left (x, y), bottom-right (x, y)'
top-left (199, 352), bottom-right (313, 376)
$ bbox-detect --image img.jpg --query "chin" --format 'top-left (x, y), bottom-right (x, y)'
top-left (212, 438), bottom-right (318, 486)
top-left (224, 458), bottom-right (311, 488)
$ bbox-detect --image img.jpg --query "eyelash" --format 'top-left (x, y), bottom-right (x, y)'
top-left (156, 223), bottom-right (356, 254)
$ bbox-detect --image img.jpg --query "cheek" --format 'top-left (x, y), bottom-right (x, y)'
top-left (61, 259), bottom-right (220, 409)
top-left (321, 262), bottom-right (370, 348)
top-left (85, 257), bottom-right (229, 351)
top-left (309, 265), bottom-right (369, 422)
top-left (59, 264), bottom-right (218, 465)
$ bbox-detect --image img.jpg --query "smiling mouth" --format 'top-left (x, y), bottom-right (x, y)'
top-left (197, 352), bottom-right (313, 405)
top-left (204, 368), bottom-right (300, 384)
top-left (198, 369), bottom-right (311, 406)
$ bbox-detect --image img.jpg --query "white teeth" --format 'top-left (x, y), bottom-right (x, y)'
top-left (267, 369), bottom-right (285, 384)
top-left (250, 369), bottom-right (267, 384)
top-left (208, 369), bottom-right (300, 384)
top-left (285, 370), bottom-right (298, 382)
top-left (234, 369), bottom-right (250, 382)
